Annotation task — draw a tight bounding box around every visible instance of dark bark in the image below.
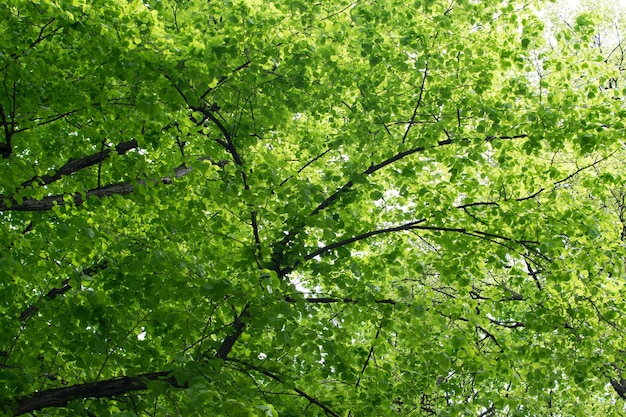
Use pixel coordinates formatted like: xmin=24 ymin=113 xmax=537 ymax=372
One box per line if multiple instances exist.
xmin=9 ymin=300 xmax=249 ymax=416
xmin=226 ymin=358 xmax=341 ymax=417
xmin=0 ymin=164 xmax=192 ymax=212
xmin=611 ymin=378 xmax=626 ymax=399
xmin=0 ymin=143 xmax=11 ymax=158
xmin=21 ymin=139 xmax=138 ymax=188
xmin=18 ymin=262 xmax=108 ymax=321
xmin=216 ymin=304 xmax=250 ymax=359
xmin=10 ymin=371 xmax=183 ymax=416
xmin=0 ymin=181 xmax=137 ymax=211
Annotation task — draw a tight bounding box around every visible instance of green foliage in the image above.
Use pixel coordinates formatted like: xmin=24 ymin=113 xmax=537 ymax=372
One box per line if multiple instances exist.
xmin=1 ymin=0 xmax=626 ymax=415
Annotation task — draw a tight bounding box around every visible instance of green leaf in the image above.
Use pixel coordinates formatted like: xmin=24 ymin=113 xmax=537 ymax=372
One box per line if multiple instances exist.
xmin=2 ymin=1 xmax=625 ymax=416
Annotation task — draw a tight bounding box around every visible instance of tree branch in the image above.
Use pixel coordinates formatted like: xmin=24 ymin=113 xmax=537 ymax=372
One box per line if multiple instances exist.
xmin=21 ymin=139 xmax=138 ymax=188
xmin=0 ymin=163 xmax=192 ymax=212
xmin=18 ymin=262 xmax=108 ymax=322
xmin=194 ymin=104 xmax=263 ymax=255
xmin=456 ymin=151 xmax=616 ymax=210
xmin=355 ymin=322 xmax=383 ymax=388
xmin=165 ymin=69 xmax=264 ymax=263
xmin=10 ymin=302 xmax=250 ymax=415
xmin=402 ymin=63 xmax=428 ymax=144
xmin=279 ymin=219 xmax=426 ymax=276
xmin=215 ymin=304 xmax=250 ymax=359
xmin=611 ymin=377 xmax=626 ymax=399
xmin=279 ymin=148 xmax=332 ymax=186
xmin=226 ymin=358 xmax=341 ymax=417
xmin=10 ymin=371 xmax=184 ymax=416
xmin=280 ymin=218 xmax=537 ymax=277
xmin=0 ymin=81 xmax=16 ymax=158
xmin=285 ymin=295 xmax=396 ymax=305
xmin=272 ymin=134 xmax=528 ymax=272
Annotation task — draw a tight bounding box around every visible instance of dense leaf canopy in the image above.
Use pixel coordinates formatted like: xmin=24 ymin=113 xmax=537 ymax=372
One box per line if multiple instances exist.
xmin=1 ymin=0 xmax=626 ymax=415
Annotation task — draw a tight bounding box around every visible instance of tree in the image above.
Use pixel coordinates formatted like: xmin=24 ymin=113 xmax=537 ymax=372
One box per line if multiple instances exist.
xmin=1 ymin=0 xmax=626 ymax=415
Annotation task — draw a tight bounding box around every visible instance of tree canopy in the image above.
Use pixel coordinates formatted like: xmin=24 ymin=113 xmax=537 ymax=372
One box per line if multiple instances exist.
xmin=1 ymin=0 xmax=626 ymax=415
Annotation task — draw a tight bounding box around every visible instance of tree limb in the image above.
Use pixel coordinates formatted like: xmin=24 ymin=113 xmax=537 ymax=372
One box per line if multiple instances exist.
xmin=271 ymin=134 xmax=528 ymax=272
xmin=226 ymin=358 xmax=341 ymax=417
xmin=456 ymin=151 xmax=616 ymax=210
xmin=193 ymin=103 xmax=263 ymax=256
xmin=10 ymin=302 xmax=250 ymax=415
xmin=20 ymin=139 xmax=138 ymax=188
xmin=18 ymin=262 xmax=108 ymax=322
xmin=285 ymin=295 xmax=396 ymax=305
xmin=355 ymin=322 xmax=383 ymax=388
xmin=215 ymin=304 xmax=250 ymax=359
xmin=0 ymin=163 xmax=192 ymax=212
xmin=402 ymin=63 xmax=428 ymax=144
xmin=611 ymin=378 xmax=626 ymax=399
xmin=10 ymin=371 xmax=184 ymax=416
xmin=280 ymin=218 xmax=538 ymax=276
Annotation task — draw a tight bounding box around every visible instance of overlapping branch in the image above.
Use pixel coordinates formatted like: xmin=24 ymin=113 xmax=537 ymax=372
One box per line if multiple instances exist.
xmin=17 ymin=262 xmax=108 ymax=322
xmin=456 ymin=151 xmax=617 ymax=210
xmin=271 ymin=134 xmax=528 ymax=272
xmin=279 ymin=217 xmax=539 ymax=277
xmin=20 ymin=139 xmax=139 ymax=188
xmin=226 ymin=358 xmax=341 ymax=417
xmin=10 ymin=371 xmax=183 ymax=416
xmin=0 ymin=163 xmax=192 ymax=212
xmin=9 ymin=303 xmax=251 ymax=416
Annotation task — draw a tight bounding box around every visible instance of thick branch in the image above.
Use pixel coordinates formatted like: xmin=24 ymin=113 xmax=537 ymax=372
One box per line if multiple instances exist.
xmin=10 ymin=371 xmax=184 ymax=416
xmin=21 ymin=139 xmax=138 ymax=188
xmin=611 ymin=378 xmax=626 ymax=399
xmin=11 ymin=302 xmax=250 ymax=415
xmin=216 ymin=304 xmax=250 ymax=359
xmin=0 ymin=163 xmax=192 ymax=212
